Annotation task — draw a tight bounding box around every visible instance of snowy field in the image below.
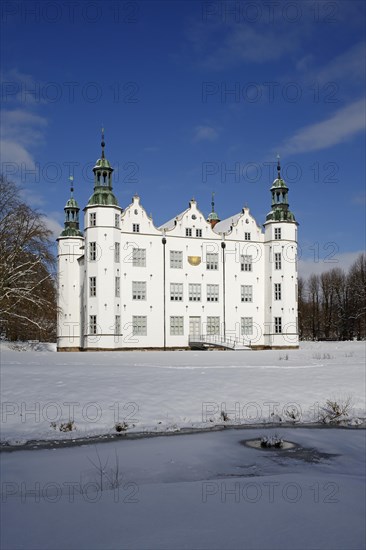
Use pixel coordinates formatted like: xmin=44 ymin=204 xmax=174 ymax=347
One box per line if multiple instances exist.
xmin=0 ymin=341 xmax=365 ymax=444
xmin=1 ymin=341 xmax=365 ymax=550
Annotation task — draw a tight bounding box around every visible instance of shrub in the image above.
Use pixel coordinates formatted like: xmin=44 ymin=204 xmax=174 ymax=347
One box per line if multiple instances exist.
xmin=50 ymin=420 xmax=75 ymax=432
xmin=283 ymin=406 xmax=301 ymax=422
xmin=115 ymin=422 xmax=128 ymax=432
xmin=319 ymin=395 xmax=353 ymax=423
xmin=260 ymin=434 xmax=283 ymax=448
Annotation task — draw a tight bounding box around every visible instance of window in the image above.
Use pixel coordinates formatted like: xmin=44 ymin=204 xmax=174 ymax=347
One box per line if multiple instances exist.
xmin=89 ymin=315 xmax=97 ymax=335
xmin=89 ymin=277 xmax=96 ymax=297
xmin=170 ymin=283 xmax=183 ymax=301
xmin=274 ymin=252 xmax=282 ymax=270
xmin=185 ymin=228 xmax=192 ymax=237
xmin=132 ymin=316 xmax=147 ymax=336
xmin=170 ymin=251 xmax=183 ymax=269
xmin=207 ymin=284 xmax=219 ymax=302
xmin=196 ymin=229 xmax=202 ymax=237
xmin=241 ymin=285 xmax=252 ymax=302
xmin=244 ymin=232 xmax=251 ymax=240
xmin=170 ymin=316 xmax=184 ymax=336
xmin=241 ymin=317 xmax=253 ymax=336
xmin=89 ymin=212 xmax=96 ymax=227
xmin=114 ymin=242 xmax=120 ymax=263
xmin=241 ymin=255 xmax=252 ymax=272
xmin=132 ymin=248 xmax=146 ymax=267
xmin=189 ymin=283 xmax=201 ymax=302
xmin=115 ymin=276 xmax=120 ymax=298
xmin=115 ymin=315 xmax=121 ymax=335
xmin=133 ymin=223 xmax=140 ymax=233
xmin=89 ymin=242 xmax=97 ymax=261
xmin=132 ymin=281 xmax=146 ymax=300
xmin=274 ymin=283 xmax=281 ymax=300
xmin=206 ymin=253 xmax=219 ymax=270
xmin=115 ymin=214 xmax=120 ymax=228
xmin=207 ymin=316 xmax=220 ymax=335
xmin=275 ymin=228 xmax=281 ymax=240
xmin=274 ymin=317 xmax=282 ymax=334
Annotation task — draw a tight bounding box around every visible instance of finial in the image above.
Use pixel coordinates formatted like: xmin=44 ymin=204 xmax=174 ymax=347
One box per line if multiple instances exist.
xmin=277 ymin=154 xmax=281 ymax=179
xmin=101 ymin=126 xmax=105 ymax=159
xmin=69 ymin=175 xmax=74 ymax=197
xmin=211 ymin=191 xmax=215 ymax=213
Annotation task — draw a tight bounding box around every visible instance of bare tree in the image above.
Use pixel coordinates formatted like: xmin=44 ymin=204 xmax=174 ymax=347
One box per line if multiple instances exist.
xmin=308 ymin=274 xmax=321 ymax=340
xmin=298 ymin=253 xmax=366 ymax=341
xmin=348 ymin=253 xmax=366 ymax=340
xmin=0 ymin=175 xmax=57 ymax=341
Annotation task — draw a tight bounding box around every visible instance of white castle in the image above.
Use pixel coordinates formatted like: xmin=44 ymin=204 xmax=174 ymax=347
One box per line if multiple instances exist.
xmin=57 ymin=135 xmax=299 ymax=351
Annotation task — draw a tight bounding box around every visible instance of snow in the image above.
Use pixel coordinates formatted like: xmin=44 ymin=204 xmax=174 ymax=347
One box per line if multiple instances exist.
xmin=1 ymin=341 xmax=365 ymax=444
xmin=1 ymin=341 xmax=365 ymax=549
xmin=213 ymin=212 xmax=242 ymax=234
xmin=1 ymin=428 xmax=365 ymax=549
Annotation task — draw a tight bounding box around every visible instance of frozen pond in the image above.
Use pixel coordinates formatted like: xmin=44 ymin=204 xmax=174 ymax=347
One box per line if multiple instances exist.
xmin=1 ymin=427 xmax=365 ymax=550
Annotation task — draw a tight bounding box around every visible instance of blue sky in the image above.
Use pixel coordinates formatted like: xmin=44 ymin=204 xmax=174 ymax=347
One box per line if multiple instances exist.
xmin=1 ymin=0 xmax=365 ymax=277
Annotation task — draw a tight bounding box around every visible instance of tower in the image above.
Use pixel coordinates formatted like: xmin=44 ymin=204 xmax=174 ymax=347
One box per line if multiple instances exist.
xmin=57 ymin=176 xmax=84 ymax=351
xmin=264 ymin=156 xmax=299 ymax=348
xmin=206 ymin=192 xmax=220 ymax=229
xmin=83 ymin=130 xmax=123 ymax=349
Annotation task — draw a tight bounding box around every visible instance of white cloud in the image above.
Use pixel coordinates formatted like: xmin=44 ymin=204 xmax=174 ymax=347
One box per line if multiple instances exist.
xmin=186 ymin=17 xmax=301 ymax=70
xmin=0 ymin=70 xmax=48 ymax=180
xmin=44 ymin=212 xmax=64 ymax=239
xmin=193 ymin=125 xmax=218 ymax=142
xmin=1 ymin=109 xmax=47 ymax=148
xmin=352 ymin=193 xmax=366 ymax=206
xmin=19 ymin=187 xmax=46 ymax=208
xmin=0 ymin=139 xmax=36 ymax=171
xmin=309 ymin=42 xmax=366 ymax=85
xmin=0 ymin=109 xmax=48 ymax=188
xmin=298 ymin=251 xmax=365 ymax=279
xmin=279 ymin=98 xmax=365 ymax=155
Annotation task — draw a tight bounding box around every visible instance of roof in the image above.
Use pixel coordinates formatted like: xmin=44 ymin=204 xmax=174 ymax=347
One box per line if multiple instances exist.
xmin=65 ymin=197 xmax=79 ymax=209
xmin=87 ymin=186 xmax=119 ymax=206
xmin=60 ymin=226 xmax=83 ymax=238
xmin=213 ymin=212 xmax=242 ymax=234
xmin=94 ymin=158 xmax=112 ymax=169
xmin=271 ymin=177 xmax=288 ymax=190
xmin=159 ymin=207 xmax=190 ymax=231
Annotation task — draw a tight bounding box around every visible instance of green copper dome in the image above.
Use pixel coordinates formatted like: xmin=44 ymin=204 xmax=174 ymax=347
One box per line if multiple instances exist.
xmin=207 ymin=211 xmax=219 ymax=221
xmin=87 ymin=186 xmax=119 ymax=206
xmin=65 ymin=197 xmax=79 ymax=208
xmin=60 ymin=179 xmax=83 ymax=237
xmin=94 ymin=157 xmax=112 ymax=169
xmin=60 ymin=226 xmax=83 ymax=237
xmin=271 ymin=177 xmax=288 ymax=190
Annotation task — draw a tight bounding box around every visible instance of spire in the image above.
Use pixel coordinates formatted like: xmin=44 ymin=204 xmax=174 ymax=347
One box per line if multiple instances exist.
xmin=277 ymin=153 xmax=281 ymax=179
xmin=101 ymin=127 xmax=105 ymax=159
xmin=88 ymin=130 xmax=119 ymax=207
xmin=69 ymin=175 xmax=74 ymax=197
xmin=207 ymin=191 xmax=220 ymax=228
xmin=60 ymin=176 xmax=83 ymax=237
xmin=265 ymin=155 xmax=296 ymax=223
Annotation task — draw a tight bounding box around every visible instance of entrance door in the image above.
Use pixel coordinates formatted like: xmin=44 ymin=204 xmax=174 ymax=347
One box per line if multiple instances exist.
xmin=189 ymin=316 xmax=201 ymax=339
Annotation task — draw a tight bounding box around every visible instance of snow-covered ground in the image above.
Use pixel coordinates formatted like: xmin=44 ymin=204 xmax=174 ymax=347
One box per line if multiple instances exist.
xmin=1 ymin=428 xmax=365 ymax=549
xmin=1 ymin=341 xmax=365 ymax=444
xmin=1 ymin=341 xmax=365 ymax=549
